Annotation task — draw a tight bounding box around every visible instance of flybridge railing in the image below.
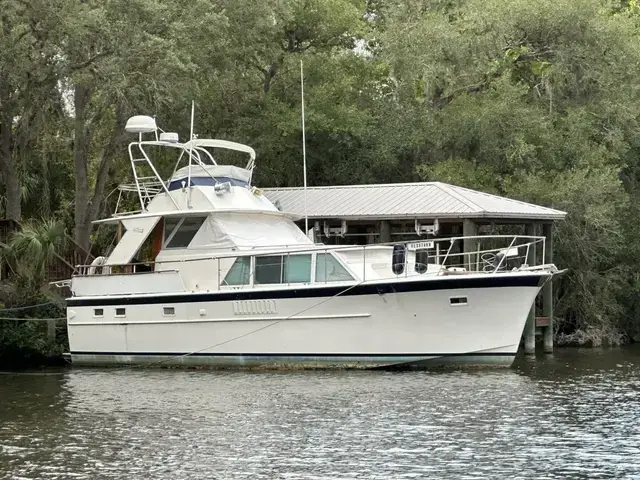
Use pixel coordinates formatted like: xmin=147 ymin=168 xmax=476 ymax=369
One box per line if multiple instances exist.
xmin=121 ymin=137 xmax=257 ymax=216
xmin=73 ymin=235 xmax=549 ymax=286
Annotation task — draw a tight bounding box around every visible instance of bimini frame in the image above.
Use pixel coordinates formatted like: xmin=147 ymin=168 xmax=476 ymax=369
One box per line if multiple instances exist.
xmin=122 ymin=113 xmax=257 ymax=215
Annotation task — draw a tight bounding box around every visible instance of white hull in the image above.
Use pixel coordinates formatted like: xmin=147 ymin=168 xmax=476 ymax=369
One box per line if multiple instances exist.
xmin=66 ymin=273 xmax=546 ymax=369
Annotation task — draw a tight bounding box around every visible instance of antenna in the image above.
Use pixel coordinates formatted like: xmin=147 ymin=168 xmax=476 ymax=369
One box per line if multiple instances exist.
xmin=187 ymin=101 xmax=195 ymax=209
xmin=300 ymin=60 xmax=309 ymax=235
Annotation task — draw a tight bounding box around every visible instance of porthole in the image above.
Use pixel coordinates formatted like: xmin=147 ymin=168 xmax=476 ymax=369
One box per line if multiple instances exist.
xmin=115 ymin=307 xmax=126 ymax=317
xmin=163 ymin=307 xmax=175 ymax=316
xmin=450 ymin=296 xmax=468 ymax=306
xmin=93 ymin=308 xmax=104 ymax=317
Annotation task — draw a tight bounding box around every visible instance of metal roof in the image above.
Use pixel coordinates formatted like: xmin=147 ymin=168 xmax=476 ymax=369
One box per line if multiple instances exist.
xmin=263 ymin=182 xmax=566 ymax=221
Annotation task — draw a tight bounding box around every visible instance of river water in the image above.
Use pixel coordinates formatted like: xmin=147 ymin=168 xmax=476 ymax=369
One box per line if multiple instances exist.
xmin=1 ymin=347 xmax=639 ymax=479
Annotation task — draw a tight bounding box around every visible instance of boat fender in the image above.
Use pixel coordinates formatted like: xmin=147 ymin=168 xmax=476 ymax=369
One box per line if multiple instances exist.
xmin=493 ymin=252 xmax=506 ymax=271
xmin=87 ymin=256 xmax=109 ymax=275
xmin=415 ymin=249 xmax=429 ymax=274
xmin=391 ymin=244 xmax=406 ymax=275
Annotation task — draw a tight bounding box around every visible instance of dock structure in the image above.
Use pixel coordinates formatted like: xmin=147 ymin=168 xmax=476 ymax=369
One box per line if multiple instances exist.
xmin=264 ymin=181 xmax=566 ymax=354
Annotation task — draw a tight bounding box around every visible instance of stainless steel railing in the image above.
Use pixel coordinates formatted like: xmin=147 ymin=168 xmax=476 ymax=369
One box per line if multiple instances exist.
xmin=73 ymin=235 xmax=547 ymax=288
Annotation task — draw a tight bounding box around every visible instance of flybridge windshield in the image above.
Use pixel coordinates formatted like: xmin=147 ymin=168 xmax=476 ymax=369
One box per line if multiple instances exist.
xmin=169 ymin=165 xmax=252 ymax=189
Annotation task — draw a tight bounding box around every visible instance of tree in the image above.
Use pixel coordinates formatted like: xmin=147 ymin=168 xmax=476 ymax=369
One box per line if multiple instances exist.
xmin=379 ymin=0 xmax=640 ymax=343
xmin=0 ymin=220 xmax=67 ymax=293
xmin=0 ymin=0 xmax=65 ymax=221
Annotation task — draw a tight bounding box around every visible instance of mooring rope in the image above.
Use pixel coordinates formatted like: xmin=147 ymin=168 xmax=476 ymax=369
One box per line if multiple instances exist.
xmin=0 ymin=301 xmax=65 ymax=321
xmin=0 ymin=316 xmax=66 ymax=322
xmin=0 ymin=301 xmax=56 ymax=312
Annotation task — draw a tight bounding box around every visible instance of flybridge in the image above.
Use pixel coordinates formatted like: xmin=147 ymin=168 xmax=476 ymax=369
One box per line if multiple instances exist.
xmin=115 ymin=113 xmax=257 ymax=217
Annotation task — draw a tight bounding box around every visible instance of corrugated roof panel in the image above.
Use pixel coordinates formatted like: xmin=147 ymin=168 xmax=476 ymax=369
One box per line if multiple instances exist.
xmin=263 ymin=181 xmax=566 ymax=221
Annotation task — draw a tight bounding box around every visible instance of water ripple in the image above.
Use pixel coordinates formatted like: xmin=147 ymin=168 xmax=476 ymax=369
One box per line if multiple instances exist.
xmin=1 ymin=348 xmax=639 ymax=479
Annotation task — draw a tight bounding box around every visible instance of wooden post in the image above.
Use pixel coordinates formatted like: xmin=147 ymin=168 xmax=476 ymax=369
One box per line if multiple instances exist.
xmin=542 ymin=222 xmax=554 ymax=353
xmin=379 ymin=220 xmax=391 ymax=244
xmin=524 ymin=223 xmax=537 ymax=354
xmin=462 ymin=219 xmax=477 ymax=270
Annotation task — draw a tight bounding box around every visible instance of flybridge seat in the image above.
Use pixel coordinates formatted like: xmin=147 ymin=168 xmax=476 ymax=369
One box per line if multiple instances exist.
xmin=168 ymin=165 xmax=252 ymax=191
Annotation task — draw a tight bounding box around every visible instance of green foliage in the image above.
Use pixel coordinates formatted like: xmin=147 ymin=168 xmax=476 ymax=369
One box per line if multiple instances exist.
xmin=384 ymin=0 xmax=640 ymax=344
xmin=0 ymin=220 xmax=67 ymax=294
xmin=0 ymin=300 xmax=67 ymax=368
xmin=2 ymin=0 xmax=640 ymax=349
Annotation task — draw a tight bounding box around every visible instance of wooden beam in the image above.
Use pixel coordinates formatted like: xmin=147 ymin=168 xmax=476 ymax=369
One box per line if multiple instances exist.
xmin=524 ymin=223 xmax=537 ymax=354
xmin=379 ymin=220 xmax=391 ymax=243
xmin=542 ymin=222 xmax=554 ymax=353
xmin=462 ymin=219 xmax=477 ymax=271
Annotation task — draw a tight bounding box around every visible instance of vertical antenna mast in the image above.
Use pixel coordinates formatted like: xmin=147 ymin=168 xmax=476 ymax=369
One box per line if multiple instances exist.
xmin=300 ymin=60 xmax=309 ymax=234
xmin=187 ymin=100 xmax=195 ymax=209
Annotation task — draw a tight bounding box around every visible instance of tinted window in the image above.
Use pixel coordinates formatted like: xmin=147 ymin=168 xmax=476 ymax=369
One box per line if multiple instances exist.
xmin=223 ymin=257 xmax=251 ymax=286
xmin=255 ymin=256 xmax=283 ymax=284
xmin=163 ymin=217 xmax=180 ymax=244
xmin=166 ymin=217 xmax=206 ymax=248
xmin=315 ymin=253 xmax=354 ymax=282
xmin=283 ymin=255 xmax=311 ymax=283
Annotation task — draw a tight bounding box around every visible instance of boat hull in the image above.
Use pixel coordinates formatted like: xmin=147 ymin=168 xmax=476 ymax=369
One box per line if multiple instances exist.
xmin=66 ymin=273 xmax=548 ymax=369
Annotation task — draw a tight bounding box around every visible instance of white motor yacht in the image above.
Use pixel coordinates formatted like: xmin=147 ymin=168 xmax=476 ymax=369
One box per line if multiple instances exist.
xmin=63 ymin=114 xmax=562 ymax=369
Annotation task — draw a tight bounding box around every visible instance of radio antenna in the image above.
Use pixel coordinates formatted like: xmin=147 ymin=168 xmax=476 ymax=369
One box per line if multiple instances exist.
xmin=300 ymin=60 xmax=308 ymax=234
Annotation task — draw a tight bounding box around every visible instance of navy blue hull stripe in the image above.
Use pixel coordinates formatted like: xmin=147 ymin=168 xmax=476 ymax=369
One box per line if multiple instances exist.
xmin=67 ymin=274 xmax=545 ymax=307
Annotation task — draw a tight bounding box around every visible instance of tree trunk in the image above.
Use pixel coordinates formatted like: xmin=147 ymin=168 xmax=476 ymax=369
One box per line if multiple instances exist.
xmin=0 ymin=82 xmax=21 ymax=222
xmin=86 ymin=103 xmax=126 ymax=225
xmin=74 ymin=89 xmax=126 ymax=253
xmin=2 ymin=161 xmax=22 ymax=222
xmin=73 ymin=83 xmax=91 ymax=251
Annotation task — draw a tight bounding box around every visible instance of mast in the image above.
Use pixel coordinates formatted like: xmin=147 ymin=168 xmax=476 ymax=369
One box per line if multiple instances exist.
xmin=300 ymin=60 xmax=309 ymax=234
xmin=187 ymin=101 xmax=195 ymax=209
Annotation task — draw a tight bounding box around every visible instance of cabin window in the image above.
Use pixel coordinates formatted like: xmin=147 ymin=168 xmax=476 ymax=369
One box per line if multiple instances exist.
xmin=163 ymin=307 xmax=175 ymax=316
xmin=93 ymin=308 xmax=104 ymax=317
xmin=223 ymin=257 xmax=251 ymax=286
xmin=115 ymin=308 xmax=126 ymax=317
xmin=283 ymin=255 xmax=312 ymax=283
xmin=251 ymin=255 xmax=312 ymax=285
xmin=315 ymin=253 xmax=354 ymax=282
xmin=164 ymin=216 xmax=207 ymax=249
xmin=255 ymin=255 xmax=283 ymax=284
xmin=163 ymin=217 xmax=181 ymax=244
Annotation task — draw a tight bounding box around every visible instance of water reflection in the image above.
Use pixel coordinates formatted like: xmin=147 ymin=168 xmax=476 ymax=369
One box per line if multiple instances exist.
xmin=1 ymin=347 xmax=639 ymax=479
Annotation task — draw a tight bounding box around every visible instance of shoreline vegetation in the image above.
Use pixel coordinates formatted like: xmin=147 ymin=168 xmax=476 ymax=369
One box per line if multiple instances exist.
xmin=2 ymin=0 xmax=640 ymax=366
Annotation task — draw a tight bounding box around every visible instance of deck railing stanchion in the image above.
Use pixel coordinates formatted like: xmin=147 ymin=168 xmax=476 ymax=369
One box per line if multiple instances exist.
xmin=362 ymin=246 xmax=366 ymax=282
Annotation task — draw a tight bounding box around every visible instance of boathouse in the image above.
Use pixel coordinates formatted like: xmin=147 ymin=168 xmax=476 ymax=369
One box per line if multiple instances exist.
xmin=264 ymin=181 xmax=567 ymax=354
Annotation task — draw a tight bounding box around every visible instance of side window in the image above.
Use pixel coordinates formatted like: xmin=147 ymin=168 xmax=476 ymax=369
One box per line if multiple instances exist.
xmin=165 ymin=217 xmax=206 ymax=248
xmin=255 ymin=256 xmax=283 ymax=284
xmin=163 ymin=217 xmax=180 ymax=244
xmin=223 ymin=257 xmax=251 ymax=286
xmin=315 ymin=253 xmax=354 ymax=282
xmin=283 ymin=255 xmax=311 ymax=283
